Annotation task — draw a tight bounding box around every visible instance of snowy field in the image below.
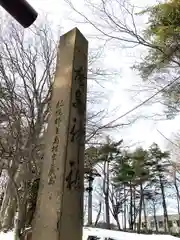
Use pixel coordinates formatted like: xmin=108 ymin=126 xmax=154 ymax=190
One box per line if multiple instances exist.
xmin=83 ymin=227 xmax=180 ymax=239
xmin=0 ymin=227 xmax=180 ymax=240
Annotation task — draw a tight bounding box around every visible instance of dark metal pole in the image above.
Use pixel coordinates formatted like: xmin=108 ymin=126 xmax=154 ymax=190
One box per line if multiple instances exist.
xmin=0 ymin=0 xmax=37 ymax=28
xmin=87 ymin=173 xmax=94 ymax=226
xmin=85 ymin=168 xmax=101 ymax=226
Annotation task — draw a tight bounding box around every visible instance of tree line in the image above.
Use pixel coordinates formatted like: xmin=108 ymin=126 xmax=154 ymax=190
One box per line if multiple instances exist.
xmin=85 ymin=138 xmax=180 ymax=235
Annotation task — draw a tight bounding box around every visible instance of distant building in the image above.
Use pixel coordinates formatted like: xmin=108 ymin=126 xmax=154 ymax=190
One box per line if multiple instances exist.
xmin=135 ymin=214 xmax=180 ymax=232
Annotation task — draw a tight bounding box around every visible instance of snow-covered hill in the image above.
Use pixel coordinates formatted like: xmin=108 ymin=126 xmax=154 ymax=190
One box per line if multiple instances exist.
xmin=0 ymin=228 xmax=179 ymax=240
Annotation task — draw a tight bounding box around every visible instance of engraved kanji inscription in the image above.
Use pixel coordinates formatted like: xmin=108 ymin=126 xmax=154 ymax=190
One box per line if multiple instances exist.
xmin=65 ymin=161 xmax=81 ymax=190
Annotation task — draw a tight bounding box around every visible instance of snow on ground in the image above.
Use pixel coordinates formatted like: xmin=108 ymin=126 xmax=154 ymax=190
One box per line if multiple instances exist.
xmin=83 ymin=227 xmax=180 ymax=240
xmin=0 ymin=228 xmax=180 ymax=240
xmin=0 ymin=231 xmax=14 ymax=240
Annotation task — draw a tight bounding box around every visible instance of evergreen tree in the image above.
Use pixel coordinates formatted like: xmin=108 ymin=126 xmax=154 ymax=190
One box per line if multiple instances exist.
xmin=97 ymin=137 xmax=123 ymax=229
xmin=136 ymin=0 xmax=180 ymax=118
xmin=130 ymin=147 xmax=150 ymax=233
xmin=148 ymin=143 xmax=170 ymax=232
xmin=113 ymin=150 xmax=137 ymax=230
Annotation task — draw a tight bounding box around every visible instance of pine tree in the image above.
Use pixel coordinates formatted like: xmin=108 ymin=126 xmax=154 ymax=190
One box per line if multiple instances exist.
xmin=113 ymin=150 xmax=136 ymax=230
xmin=136 ymin=0 xmax=180 ymax=118
xmin=97 ymin=137 xmax=123 ymax=229
xmin=148 ymin=143 xmax=170 ymax=232
xmin=130 ymin=147 xmax=150 ymax=233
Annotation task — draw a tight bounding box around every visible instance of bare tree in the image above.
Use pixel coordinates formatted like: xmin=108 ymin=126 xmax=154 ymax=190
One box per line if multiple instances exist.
xmin=65 ymin=0 xmax=180 ymax=121
xmin=0 ymin=13 xmax=122 ymax=238
xmin=0 ymin=17 xmax=56 ymax=238
xmin=94 ymin=201 xmax=102 ymax=226
xmin=109 ymin=184 xmax=125 ymax=230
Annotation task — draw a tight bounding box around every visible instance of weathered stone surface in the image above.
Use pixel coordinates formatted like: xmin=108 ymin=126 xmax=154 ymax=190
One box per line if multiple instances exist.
xmin=31 ymin=28 xmax=88 ymax=240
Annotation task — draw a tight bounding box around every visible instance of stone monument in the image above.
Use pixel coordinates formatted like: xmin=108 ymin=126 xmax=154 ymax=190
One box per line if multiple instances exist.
xmin=31 ymin=28 xmax=88 ymax=240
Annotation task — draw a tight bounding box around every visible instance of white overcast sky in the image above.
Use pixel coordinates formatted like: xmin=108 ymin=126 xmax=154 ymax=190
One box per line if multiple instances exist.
xmin=24 ymin=0 xmax=180 ymax=219
xmin=0 ymin=0 xmax=175 ymax=221
xmin=19 ymin=0 xmax=180 ymax=151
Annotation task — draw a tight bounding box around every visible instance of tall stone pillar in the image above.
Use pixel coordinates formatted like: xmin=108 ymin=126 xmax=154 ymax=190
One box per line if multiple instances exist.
xmin=32 ymin=28 xmax=88 ymax=240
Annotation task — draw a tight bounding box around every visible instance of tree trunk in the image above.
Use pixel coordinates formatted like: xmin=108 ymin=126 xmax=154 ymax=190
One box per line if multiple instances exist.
xmin=174 ymin=177 xmax=180 ymax=225
xmin=0 ymin=162 xmax=27 ymax=231
xmin=143 ymin=195 xmax=147 ymax=231
xmin=153 ymin=201 xmax=158 ymax=233
xmin=14 ymin=200 xmax=27 ymax=240
xmin=133 ymin=187 xmax=136 ymax=229
xmin=129 ymin=182 xmax=133 ymax=230
xmin=0 ymin=192 xmax=4 ymax=210
xmin=138 ymin=183 xmax=143 ymax=233
xmin=26 ymin=178 xmax=40 ymax=227
xmin=103 ymin=159 xmax=110 ymax=229
xmin=0 ymin=178 xmax=14 ymax=227
xmin=159 ymin=176 xmax=169 ymax=232
xmin=14 ymin=210 xmax=22 ymax=240
xmin=94 ymin=202 xmax=102 ymax=227
xmin=2 ymin=197 xmax=16 ymax=230
xmin=123 ymin=186 xmax=126 ymax=230
xmin=105 ymin=170 xmax=110 ymax=228
xmin=114 ymin=215 xmax=121 ymax=230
